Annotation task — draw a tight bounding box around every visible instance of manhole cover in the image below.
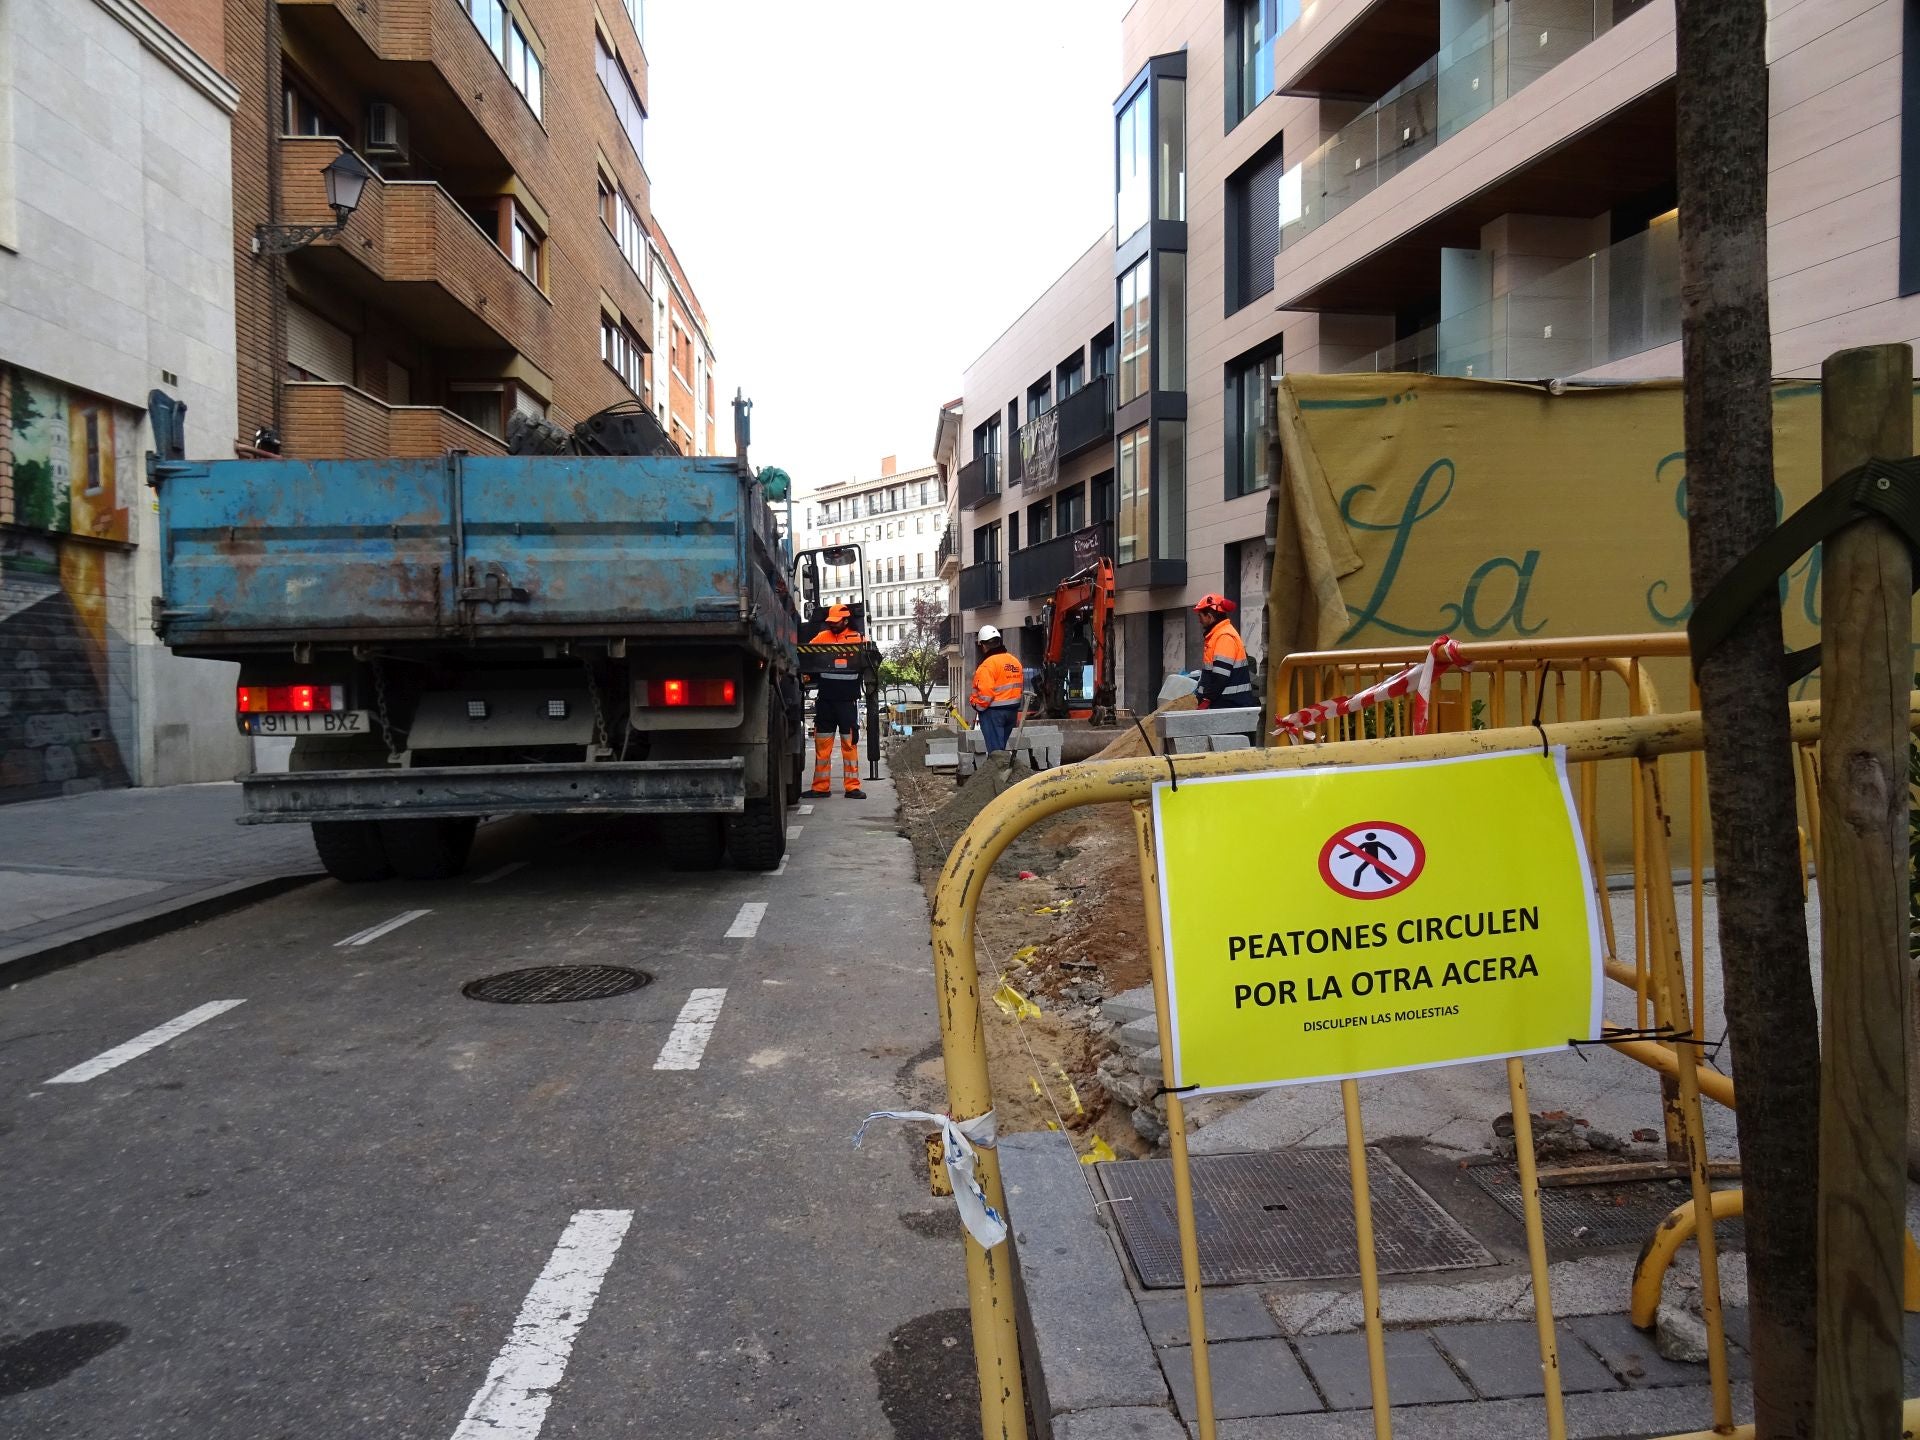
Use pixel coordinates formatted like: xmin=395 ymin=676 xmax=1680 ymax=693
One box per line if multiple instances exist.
xmin=463 ymin=965 xmax=651 ymax=1004
xmin=1095 ymin=1147 xmax=1493 ymax=1289
xmin=1463 ymin=1160 xmax=1745 ymax=1250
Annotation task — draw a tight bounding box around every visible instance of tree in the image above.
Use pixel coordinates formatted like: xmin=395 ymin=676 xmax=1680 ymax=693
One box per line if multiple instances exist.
xmin=884 ymin=594 xmax=946 ymax=706
xmin=1675 ymin=2 xmax=1818 ymax=1433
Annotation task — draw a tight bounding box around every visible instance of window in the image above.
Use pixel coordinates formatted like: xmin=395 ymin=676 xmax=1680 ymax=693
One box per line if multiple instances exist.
xmin=1057 ymin=485 xmax=1086 ymax=535
xmin=597 ymin=35 xmax=646 ymax=160
xmin=921 ymin=481 xmax=932 ymax=505
xmin=448 ymin=383 xmax=505 ymax=438
xmin=464 ymin=0 xmax=543 ymax=117
xmin=1091 ymin=327 xmax=1115 ymax=380
xmin=1116 ymin=86 xmax=1150 ymax=243
xmin=1159 ymin=421 xmax=1187 ymax=560
xmin=81 ymin=411 xmax=102 ymax=493
xmin=508 ymin=202 xmax=543 ymax=286
xmin=1227 ymin=135 xmax=1289 ymax=313
xmin=1092 ymin=471 xmax=1116 ymax=524
xmin=282 ymin=79 xmax=345 ymax=138
xmin=601 ymin=313 xmax=645 ymax=394
xmin=1027 ymin=501 xmax=1053 ymax=547
xmin=1026 ymin=375 xmax=1052 ymax=419
xmin=1057 ymin=352 xmax=1085 ymax=398
xmin=1156 ymin=73 xmax=1185 ymax=222
xmin=1008 ymin=514 xmax=1020 ymax=552
xmin=1227 ymin=346 xmax=1283 ymax=498
xmin=1230 ymin=0 xmax=1300 ymax=127
xmin=973 ymin=416 xmax=1001 ymax=459
xmin=1117 ymin=426 xmax=1150 ymax=564
xmin=1118 ymin=259 xmax=1152 ymax=406
xmin=286 ymin=301 xmax=353 ymax=383
xmin=1158 ymin=252 xmax=1186 ymax=392
xmin=599 ymin=176 xmax=645 ymax=280
xmin=917 ymin=554 xmax=926 ymax=579
xmin=973 ymin=522 xmax=1000 ymax=564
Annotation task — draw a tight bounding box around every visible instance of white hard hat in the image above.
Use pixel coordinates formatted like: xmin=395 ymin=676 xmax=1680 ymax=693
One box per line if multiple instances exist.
xmin=977 ymin=625 xmax=1001 ymax=642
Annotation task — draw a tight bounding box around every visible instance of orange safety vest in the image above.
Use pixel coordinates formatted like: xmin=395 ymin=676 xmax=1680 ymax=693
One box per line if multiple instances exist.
xmin=807 ymin=629 xmax=865 ymax=694
xmin=970 ymin=651 xmax=1025 ymax=711
xmin=1200 ymin=619 xmax=1256 ymax=709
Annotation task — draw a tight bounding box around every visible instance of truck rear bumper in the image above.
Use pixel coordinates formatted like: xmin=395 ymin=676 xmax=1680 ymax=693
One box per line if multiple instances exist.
xmin=237 ymin=759 xmax=746 ymax=823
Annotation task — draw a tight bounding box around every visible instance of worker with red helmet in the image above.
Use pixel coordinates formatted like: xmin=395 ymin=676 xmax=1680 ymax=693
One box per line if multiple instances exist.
xmin=1193 ymin=594 xmax=1257 ymax=710
xmin=802 ymin=603 xmax=867 ymax=798
xmin=969 ymin=625 xmax=1025 ymax=753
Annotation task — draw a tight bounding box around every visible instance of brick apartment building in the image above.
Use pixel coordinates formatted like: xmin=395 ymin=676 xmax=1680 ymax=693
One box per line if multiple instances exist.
xmin=951 ymin=0 xmax=1913 ymax=716
xmin=229 ymin=0 xmax=715 ymax=457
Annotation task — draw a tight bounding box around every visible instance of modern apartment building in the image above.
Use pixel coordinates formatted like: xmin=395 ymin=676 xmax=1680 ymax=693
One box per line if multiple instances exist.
xmin=796 ymin=460 xmax=948 ymax=651
xmin=0 ymin=0 xmax=252 ymax=800
xmin=229 ymin=0 xmax=713 ymax=458
xmin=953 ymin=0 xmax=1911 ymax=715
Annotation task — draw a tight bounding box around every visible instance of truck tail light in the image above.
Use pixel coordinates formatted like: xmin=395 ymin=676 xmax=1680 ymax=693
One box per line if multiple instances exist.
xmin=237 ymin=684 xmax=344 ymax=713
xmin=649 ymin=678 xmax=737 ymax=708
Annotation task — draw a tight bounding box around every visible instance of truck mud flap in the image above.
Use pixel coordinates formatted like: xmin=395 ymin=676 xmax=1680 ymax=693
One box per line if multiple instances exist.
xmin=237 ymin=759 xmax=747 ymax=823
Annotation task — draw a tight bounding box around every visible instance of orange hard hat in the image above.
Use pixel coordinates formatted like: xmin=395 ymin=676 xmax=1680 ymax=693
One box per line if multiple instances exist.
xmin=825 ymin=603 xmax=851 ymax=622
xmin=1195 ymin=593 xmax=1236 ymax=616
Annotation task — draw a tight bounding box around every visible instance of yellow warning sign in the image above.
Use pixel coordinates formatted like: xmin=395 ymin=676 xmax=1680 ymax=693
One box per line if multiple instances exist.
xmin=1151 ymin=750 xmax=1603 ymax=1094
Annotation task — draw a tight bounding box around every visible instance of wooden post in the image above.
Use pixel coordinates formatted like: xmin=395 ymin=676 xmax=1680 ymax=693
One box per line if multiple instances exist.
xmin=1814 ymin=342 xmax=1913 ymax=1440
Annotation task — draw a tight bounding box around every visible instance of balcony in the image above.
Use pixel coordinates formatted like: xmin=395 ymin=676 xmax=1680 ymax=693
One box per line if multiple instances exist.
xmin=1277 ymin=0 xmax=1441 ymax=103
xmin=282 ymin=382 xmax=507 ymax=459
xmin=958 ymin=560 xmax=1002 ymax=612
xmin=936 ymin=523 xmax=959 ymax=577
xmin=1337 ymin=222 xmax=1679 ymax=378
xmin=1054 ymin=376 xmax=1114 ymax=462
xmin=280 ymin=138 xmax=554 ymax=369
xmin=1277 ymin=0 xmax=1656 ymax=258
xmin=1009 ymin=521 xmax=1114 ymax=601
xmin=937 ymin=614 xmax=957 ymax=649
xmin=958 ymin=453 xmax=1002 ymax=511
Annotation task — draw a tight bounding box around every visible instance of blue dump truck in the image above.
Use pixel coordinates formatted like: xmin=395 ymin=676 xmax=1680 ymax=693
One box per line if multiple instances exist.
xmin=144 ymin=395 xmax=839 ymax=881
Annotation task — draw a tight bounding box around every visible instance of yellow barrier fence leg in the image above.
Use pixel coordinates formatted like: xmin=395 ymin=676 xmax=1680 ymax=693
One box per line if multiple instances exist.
xmin=1342 ymin=1080 xmax=1393 ymax=1440
xmin=1133 ymin=802 xmax=1216 ymax=1440
xmin=1505 ymin=1060 xmax=1569 ymax=1440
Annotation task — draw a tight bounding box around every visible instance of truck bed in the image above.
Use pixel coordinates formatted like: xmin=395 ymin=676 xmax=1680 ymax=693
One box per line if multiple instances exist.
xmin=154 ymin=452 xmax=791 ymax=655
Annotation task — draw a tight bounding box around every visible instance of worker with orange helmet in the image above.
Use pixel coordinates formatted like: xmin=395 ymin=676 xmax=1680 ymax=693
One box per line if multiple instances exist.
xmin=969 ymin=625 xmax=1025 ymax=753
xmin=1193 ymin=594 xmax=1257 ymax=710
xmin=802 ymin=603 xmax=867 ymax=798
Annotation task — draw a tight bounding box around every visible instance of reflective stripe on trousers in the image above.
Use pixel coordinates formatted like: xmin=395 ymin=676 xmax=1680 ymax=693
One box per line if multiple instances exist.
xmin=812 ymin=733 xmax=861 ymax=793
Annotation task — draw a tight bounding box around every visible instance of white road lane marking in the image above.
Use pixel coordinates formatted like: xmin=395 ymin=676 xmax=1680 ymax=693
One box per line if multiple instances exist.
xmin=448 ymin=1208 xmax=634 ymax=1440
xmin=797 ymin=803 xmax=814 ymax=815
xmin=787 ymin=825 xmax=804 ymax=839
xmin=725 ymin=902 xmax=767 ymax=939
xmin=45 ymin=1000 xmax=246 ymax=1085
xmin=336 ymin=908 xmax=432 ymax=948
xmin=770 ymin=856 xmax=789 ymax=877
xmin=472 ymin=861 xmax=529 ymax=885
xmin=654 ymin=989 xmax=727 ymax=1071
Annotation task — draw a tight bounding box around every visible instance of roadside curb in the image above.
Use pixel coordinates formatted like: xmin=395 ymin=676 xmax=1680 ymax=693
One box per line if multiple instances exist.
xmin=0 ymin=872 xmax=325 ymax=986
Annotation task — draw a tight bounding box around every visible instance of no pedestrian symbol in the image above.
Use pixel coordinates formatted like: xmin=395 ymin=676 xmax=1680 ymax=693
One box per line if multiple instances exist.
xmin=1318 ymin=821 xmax=1426 ymax=900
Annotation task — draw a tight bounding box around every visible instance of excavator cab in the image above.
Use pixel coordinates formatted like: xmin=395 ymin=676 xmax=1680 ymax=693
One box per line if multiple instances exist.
xmin=791 ymin=542 xmax=882 ymax=780
xmin=793 ymin=544 xmax=869 ymax=634
xmin=1036 ymin=558 xmax=1117 ymax=726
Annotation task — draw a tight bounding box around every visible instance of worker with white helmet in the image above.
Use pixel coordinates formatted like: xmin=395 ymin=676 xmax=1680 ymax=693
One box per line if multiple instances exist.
xmin=968 ymin=625 xmax=1024 ymax=753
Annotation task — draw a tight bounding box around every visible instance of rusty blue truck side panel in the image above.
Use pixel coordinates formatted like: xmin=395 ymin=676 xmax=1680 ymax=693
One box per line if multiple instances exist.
xmin=154 ymin=452 xmax=792 ymax=654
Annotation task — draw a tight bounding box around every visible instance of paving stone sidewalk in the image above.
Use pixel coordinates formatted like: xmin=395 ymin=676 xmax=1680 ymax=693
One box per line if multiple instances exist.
xmin=0 ymin=783 xmax=320 ymax=978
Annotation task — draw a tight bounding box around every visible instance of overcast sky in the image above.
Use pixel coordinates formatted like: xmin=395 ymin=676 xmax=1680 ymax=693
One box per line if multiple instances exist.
xmin=642 ymin=1 xmax=1129 ymax=493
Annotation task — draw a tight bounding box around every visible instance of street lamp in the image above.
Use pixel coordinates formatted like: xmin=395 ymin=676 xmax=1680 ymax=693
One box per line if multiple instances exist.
xmin=252 ymin=150 xmax=377 ymax=255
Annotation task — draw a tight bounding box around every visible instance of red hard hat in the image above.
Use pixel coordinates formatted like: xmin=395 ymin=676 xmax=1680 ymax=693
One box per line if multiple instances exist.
xmin=1195 ymin=593 xmax=1236 ymax=616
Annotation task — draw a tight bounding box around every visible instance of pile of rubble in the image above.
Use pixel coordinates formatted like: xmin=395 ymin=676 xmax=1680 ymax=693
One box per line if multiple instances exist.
xmin=1092 ymin=984 xmax=1173 ymax=1147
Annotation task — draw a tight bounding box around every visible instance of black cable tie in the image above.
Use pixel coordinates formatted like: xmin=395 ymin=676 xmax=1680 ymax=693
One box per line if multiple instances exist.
xmin=1132 ymin=717 xmax=1157 ymax=755
xmin=1151 ymin=1082 xmax=1201 ymax=1101
xmin=1570 ymin=1025 xmax=1715 ymax=1050
xmin=1531 ymin=659 xmax=1551 ymax=757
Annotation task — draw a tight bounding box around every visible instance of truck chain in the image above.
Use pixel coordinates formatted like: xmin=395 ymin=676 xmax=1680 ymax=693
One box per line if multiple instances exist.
xmin=372 ymin=660 xmax=400 ymax=760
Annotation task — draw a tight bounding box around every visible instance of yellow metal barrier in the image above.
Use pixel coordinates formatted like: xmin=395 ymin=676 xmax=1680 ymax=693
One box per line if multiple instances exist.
xmin=930 ymin=698 xmax=1883 ymax=1440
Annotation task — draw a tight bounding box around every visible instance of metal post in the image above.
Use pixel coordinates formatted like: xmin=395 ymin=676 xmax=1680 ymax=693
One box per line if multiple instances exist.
xmin=1505 ymin=1061 xmax=1568 ymax=1440
xmin=1814 ymin=342 xmax=1914 ymax=1439
xmin=1342 ymin=1080 xmax=1393 ymax=1440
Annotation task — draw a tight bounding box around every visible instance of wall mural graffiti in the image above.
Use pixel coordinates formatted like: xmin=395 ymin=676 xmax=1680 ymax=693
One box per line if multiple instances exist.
xmin=1 ymin=367 xmax=136 ymax=801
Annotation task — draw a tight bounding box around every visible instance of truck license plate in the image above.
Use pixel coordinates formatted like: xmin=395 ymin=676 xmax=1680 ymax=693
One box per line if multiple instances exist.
xmin=244 ymin=711 xmax=371 ymax=736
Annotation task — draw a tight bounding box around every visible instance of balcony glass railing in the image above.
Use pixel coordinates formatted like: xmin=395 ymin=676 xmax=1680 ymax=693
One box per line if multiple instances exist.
xmin=1278 ymin=0 xmax=1651 ymax=253
xmin=1337 ymin=221 xmax=1681 ymax=379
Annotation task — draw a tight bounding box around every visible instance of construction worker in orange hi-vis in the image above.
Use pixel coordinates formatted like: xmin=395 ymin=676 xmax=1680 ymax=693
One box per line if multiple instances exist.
xmin=969 ymin=625 xmax=1025 ymax=753
xmin=1193 ymin=594 xmax=1257 ymax=710
xmin=803 ymin=604 xmax=867 ymax=798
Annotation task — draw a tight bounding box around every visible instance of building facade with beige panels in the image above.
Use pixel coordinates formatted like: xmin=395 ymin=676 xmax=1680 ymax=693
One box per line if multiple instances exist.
xmin=955 ymin=0 xmax=1915 ymax=713
xmin=227 ymin=0 xmax=714 ymax=458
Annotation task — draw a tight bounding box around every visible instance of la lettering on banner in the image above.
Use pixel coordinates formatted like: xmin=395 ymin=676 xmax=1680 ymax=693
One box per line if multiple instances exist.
xmin=1151 ymin=750 xmax=1604 ymax=1095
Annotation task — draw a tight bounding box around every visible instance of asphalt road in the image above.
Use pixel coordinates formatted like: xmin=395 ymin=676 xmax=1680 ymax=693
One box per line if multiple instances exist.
xmin=0 ymin=772 xmax=977 ymax=1438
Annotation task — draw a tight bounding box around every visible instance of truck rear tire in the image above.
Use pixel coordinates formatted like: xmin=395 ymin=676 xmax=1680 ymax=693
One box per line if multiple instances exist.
xmin=726 ymin=801 xmax=787 ymax=871
xmin=661 ymin=814 xmax=726 ymax=871
xmin=378 ymin=817 xmax=477 ymax=880
xmin=312 ymin=821 xmax=394 ymax=883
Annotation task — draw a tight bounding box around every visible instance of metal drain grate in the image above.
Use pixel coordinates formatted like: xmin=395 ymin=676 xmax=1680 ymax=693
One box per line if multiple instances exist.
xmin=1095 ymin=1147 xmax=1493 ymax=1289
xmin=1463 ymin=1160 xmax=1745 ymax=1250
xmin=463 ymin=965 xmax=651 ymax=1004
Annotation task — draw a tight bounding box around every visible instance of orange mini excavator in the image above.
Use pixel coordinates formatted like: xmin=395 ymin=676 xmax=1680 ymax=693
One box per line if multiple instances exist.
xmin=1036 ymin=558 xmax=1116 ymax=726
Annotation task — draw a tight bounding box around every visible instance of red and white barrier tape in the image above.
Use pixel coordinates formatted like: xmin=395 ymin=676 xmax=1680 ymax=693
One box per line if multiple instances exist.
xmin=1271 ymin=636 xmax=1468 ymax=742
